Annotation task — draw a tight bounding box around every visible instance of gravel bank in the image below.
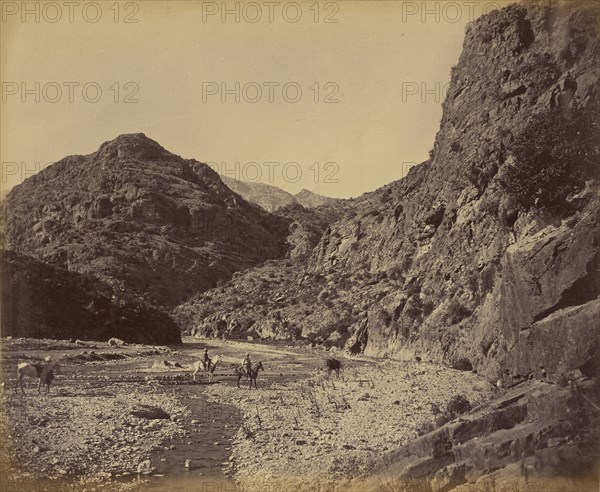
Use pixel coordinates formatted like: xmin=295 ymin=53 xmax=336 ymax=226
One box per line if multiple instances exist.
xmin=1 ymin=372 xmax=189 ymax=490
xmin=203 ymin=358 xmax=495 ymax=491
xmin=1 ymin=338 xmax=496 ymax=491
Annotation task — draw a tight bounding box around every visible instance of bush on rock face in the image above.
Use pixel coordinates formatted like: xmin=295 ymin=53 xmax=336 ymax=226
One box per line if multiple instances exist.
xmin=500 ymin=108 xmax=599 ymax=215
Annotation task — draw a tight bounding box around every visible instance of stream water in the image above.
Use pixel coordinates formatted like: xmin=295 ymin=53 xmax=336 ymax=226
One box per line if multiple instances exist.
xmin=141 ymin=384 xmax=241 ymax=491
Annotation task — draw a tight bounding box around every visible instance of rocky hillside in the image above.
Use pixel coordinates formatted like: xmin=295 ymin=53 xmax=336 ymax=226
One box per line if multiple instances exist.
xmin=309 ymin=1 xmax=600 ymax=382
xmin=174 ymin=199 xmax=360 ymax=339
xmin=2 ymin=134 xmax=291 ymax=308
xmin=178 ymin=2 xmax=599 ymax=385
xmin=1 ymin=250 xmax=181 ymax=344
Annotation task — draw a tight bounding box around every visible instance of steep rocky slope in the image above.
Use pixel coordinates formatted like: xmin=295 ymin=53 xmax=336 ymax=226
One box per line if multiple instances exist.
xmin=308 ymin=1 xmax=600 ymax=382
xmin=3 ymin=134 xmax=291 ymax=308
xmin=1 ymin=250 xmax=181 ymax=344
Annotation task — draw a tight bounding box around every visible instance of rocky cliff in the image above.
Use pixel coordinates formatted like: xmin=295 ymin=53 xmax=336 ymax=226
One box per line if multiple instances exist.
xmin=179 ymin=3 xmax=599 ymax=387
xmin=308 ymin=1 xmax=600 ymax=382
xmin=3 ymin=134 xmax=291 ymax=309
xmin=1 ymin=250 xmax=181 ymax=344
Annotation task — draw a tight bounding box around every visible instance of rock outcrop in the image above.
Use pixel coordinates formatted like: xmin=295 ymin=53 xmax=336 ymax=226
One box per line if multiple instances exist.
xmin=1 ymin=250 xmax=181 ymax=344
xmin=365 ymin=377 xmax=599 ymax=492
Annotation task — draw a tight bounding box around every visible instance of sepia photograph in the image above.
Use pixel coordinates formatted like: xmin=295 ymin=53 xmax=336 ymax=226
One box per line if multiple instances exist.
xmin=1 ymin=0 xmax=599 ymax=490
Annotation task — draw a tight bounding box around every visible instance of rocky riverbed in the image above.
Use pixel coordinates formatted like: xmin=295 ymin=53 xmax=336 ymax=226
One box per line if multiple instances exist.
xmin=0 ymin=337 xmax=497 ymax=491
xmin=204 ymin=356 xmax=494 ymax=491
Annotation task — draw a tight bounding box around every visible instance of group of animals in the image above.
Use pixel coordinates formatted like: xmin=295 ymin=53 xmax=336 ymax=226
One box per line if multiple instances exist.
xmin=14 ymin=352 xmax=342 ymax=394
xmin=192 ymin=353 xmax=266 ymax=389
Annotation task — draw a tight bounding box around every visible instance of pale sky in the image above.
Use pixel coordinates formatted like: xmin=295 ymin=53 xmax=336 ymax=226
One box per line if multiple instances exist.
xmin=1 ymin=0 xmax=506 ymax=198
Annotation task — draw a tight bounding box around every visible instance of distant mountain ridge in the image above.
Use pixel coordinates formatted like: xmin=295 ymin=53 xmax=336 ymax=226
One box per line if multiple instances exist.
xmin=294 ymin=189 xmax=337 ymax=209
xmin=220 ymin=175 xmax=339 ymax=212
xmin=220 ymin=176 xmax=297 ymax=212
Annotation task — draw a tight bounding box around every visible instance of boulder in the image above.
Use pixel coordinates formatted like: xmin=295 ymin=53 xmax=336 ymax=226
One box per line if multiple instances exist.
xmin=130 ymin=405 xmax=171 ymax=420
xmin=137 ymin=459 xmax=154 ymax=475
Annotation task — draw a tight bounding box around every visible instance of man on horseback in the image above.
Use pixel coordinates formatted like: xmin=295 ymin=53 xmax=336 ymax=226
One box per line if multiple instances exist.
xmin=203 ymin=348 xmax=211 ymax=371
xmin=242 ymin=353 xmax=252 ymax=376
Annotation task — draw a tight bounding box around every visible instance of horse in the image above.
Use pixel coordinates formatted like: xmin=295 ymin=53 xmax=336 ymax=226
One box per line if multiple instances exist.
xmin=15 ymin=357 xmax=61 ymax=394
xmin=325 ymin=357 xmax=342 ymax=378
xmin=192 ymin=355 xmax=222 ymax=383
xmin=235 ymin=361 xmax=264 ymax=389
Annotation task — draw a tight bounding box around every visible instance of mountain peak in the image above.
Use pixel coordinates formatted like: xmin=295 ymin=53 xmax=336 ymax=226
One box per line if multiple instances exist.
xmin=294 ymin=189 xmax=336 ymax=208
xmin=96 ymin=133 xmax=172 ymax=161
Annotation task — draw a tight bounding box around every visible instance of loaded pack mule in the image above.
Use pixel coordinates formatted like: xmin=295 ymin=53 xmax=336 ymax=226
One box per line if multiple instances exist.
xmin=15 ymin=356 xmax=61 ymax=394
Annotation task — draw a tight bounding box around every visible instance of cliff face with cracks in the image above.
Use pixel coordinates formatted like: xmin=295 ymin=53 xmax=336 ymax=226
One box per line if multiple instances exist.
xmin=310 ymin=1 xmax=600 ymax=382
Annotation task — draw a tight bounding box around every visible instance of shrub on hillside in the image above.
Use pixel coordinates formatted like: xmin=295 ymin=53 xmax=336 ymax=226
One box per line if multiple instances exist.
xmin=479 ymin=263 xmax=496 ymax=295
xmin=500 ymin=108 xmax=599 ymax=214
xmin=445 ymin=395 xmax=472 ymax=419
xmin=446 ymin=298 xmax=472 ymax=325
xmin=418 ymin=395 xmax=472 ymax=436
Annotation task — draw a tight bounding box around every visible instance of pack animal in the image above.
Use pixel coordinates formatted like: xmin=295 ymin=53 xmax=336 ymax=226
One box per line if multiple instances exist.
xmin=15 ymin=357 xmax=60 ymax=394
xmin=326 ymin=357 xmax=342 ymax=378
